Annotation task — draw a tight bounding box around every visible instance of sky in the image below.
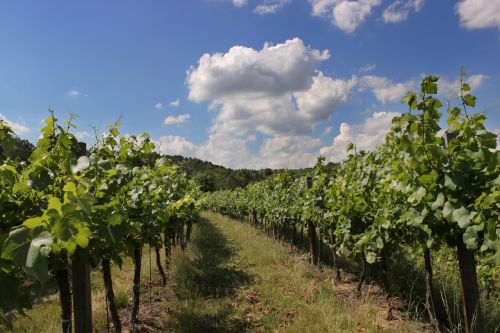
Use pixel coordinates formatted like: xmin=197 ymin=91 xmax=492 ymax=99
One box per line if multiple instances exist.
xmin=0 ymin=0 xmax=499 ymax=169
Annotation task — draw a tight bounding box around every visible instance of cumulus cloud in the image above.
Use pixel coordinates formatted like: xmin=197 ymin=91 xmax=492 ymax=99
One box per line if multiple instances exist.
xmin=359 ymin=75 xmax=415 ymax=103
xmin=196 ymin=132 xmax=255 ymax=168
xmin=358 ymin=63 xmax=376 ymax=73
xmin=186 ymin=38 xmax=356 ymax=167
xmin=154 ymin=133 xmax=322 ymax=169
xmin=164 ymin=113 xmax=191 ymax=125
xmin=438 ymin=74 xmax=487 ymax=99
xmin=186 ymin=38 xmax=349 ymax=135
xmin=359 ymin=73 xmax=485 ymax=104
xmin=233 ymin=0 xmax=248 ymax=7
xmin=67 ymin=90 xmax=81 ymax=97
xmin=294 ymin=72 xmax=357 ymax=122
xmin=382 ymin=0 xmax=424 ymax=23
xmin=0 ymin=113 xmax=31 ymax=136
xmin=456 ymin=0 xmax=500 ymax=30
xmin=322 ymin=126 xmax=334 ymax=136
xmin=154 ymin=102 xmax=165 ymax=110
xmin=254 ymin=0 xmax=291 ymax=14
xmin=310 ymin=0 xmax=382 ymax=33
xmin=256 ymin=136 xmax=321 ymax=169
xmin=156 ymin=135 xmax=197 ymax=156
xmin=187 ymin=38 xmax=330 ymax=102
xmin=320 ymin=111 xmax=400 ymax=162
xmin=169 ymin=99 xmax=181 ymax=107
xmin=75 ymin=131 xmax=92 ymax=140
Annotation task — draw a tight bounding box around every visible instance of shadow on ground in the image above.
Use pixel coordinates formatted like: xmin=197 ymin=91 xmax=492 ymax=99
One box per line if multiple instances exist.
xmin=168 ymin=218 xmax=252 ymax=333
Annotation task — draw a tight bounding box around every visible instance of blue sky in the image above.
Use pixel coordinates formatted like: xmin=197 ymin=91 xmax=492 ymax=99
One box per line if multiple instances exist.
xmin=1 ymin=0 xmax=499 ymax=168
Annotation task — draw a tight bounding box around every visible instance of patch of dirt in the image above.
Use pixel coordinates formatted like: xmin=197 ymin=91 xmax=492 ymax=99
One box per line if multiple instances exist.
xmin=100 ymin=279 xmax=171 ymax=333
xmin=231 ymin=287 xmax=270 ymax=331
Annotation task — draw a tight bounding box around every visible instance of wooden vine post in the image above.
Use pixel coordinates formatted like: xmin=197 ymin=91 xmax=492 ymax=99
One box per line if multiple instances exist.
xmin=306 ymin=177 xmax=319 ymax=266
xmin=445 ymin=132 xmax=484 ymax=333
xmin=72 ymin=142 xmax=93 ymax=333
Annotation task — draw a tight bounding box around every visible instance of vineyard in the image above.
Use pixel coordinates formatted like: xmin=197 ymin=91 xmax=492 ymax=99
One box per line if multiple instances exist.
xmin=0 ymin=114 xmax=201 ymax=332
xmin=0 ymin=76 xmax=498 ymax=333
xmin=203 ymin=77 xmax=499 ymax=333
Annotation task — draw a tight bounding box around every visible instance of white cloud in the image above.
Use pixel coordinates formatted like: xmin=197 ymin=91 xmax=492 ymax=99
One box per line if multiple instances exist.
xmin=186 ymin=38 xmax=355 ymax=167
xmin=438 ymin=74 xmax=487 ymax=98
xmin=310 ymin=0 xmax=337 ymax=16
xmin=164 ymin=113 xmax=191 ymax=125
xmin=154 ymin=102 xmax=165 ymax=110
xmin=320 ymin=111 xmax=400 ymax=162
xmin=196 ymin=132 xmax=254 ymax=168
xmin=456 ymin=0 xmax=500 ymax=30
xmin=322 ymin=126 xmax=333 ymax=136
xmin=187 ymin=38 xmax=330 ymax=102
xmin=169 ymin=99 xmax=181 ymax=108
xmin=256 ymin=135 xmax=321 ymax=169
xmin=156 ymin=135 xmax=197 ymax=156
xmin=310 ymin=0 xmax=382 ymax=33
xmin=359 ymin=75 xmax=415 ymax=103
xmin=382 ymin=0 xmax=424 ymax=23
xmin=233 ymin=0 xmax=248 ymax=7
xmin=254 ymin=0 xmax=291 ymax=14
xmin=294 ymin=72 xmax=357 ymax=122
xmin=187 ymin=38 xmax=345 ymax=137
xmin=67 ymin=90 xmax=81 ymax=97
xmin=359 ymin=73 xmax=486 ymax=104
xmin=359 ymin=63 xmax=376 ymax=73
xmin=0 ymin=114 xmax=31 ymax=136
xmin=75 ymin=131 xmax=92 ymax=140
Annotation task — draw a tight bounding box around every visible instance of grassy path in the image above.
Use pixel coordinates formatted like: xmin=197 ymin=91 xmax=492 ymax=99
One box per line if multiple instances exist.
xmin=181 ymin=212 xmax=425 ymax=333
xmin=12 ymin=212 xmax=427 ymax=332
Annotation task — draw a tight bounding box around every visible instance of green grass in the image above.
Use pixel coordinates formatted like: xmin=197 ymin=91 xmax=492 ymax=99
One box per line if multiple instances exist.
xmin=11 ymin=212 xmax=428 ymax=332
xmin=198 ymin=212 xmax=425 ymax=333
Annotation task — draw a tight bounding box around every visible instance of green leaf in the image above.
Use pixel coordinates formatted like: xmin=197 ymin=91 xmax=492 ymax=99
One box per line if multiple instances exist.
xmin=25 ymin=231 xmax=52 ymax=286
xmin=0 ymin=165 xmax=18 ymax=185
xmin=23 ymin=217 xmax=45 ymax=229
xmin=463 ymin=225 xmax=483 ymax=250
xmin=65 ymin=190 xmax=92 ymax=215
xmin=107 ymin=213 xmax=122 ymax=226
xmin=451 ymin=206 xmax=471 ymax=228
xmin=431 ymin=193 xmax=445 ymax=210
xmin=63 ymin=182 xmax=77 ymax=193
xmin=26 ymin=166 xmax=51 ymax=191
xmin=408 ymin=187 xmax=426 ymax=203
xmin=421 ymin=76 xmax=438 ymax=94
xmin=47 ymin=197 xmax=63 ymax=215
xmin=444 ymin=175 xmax=457 ymax=191
xmin=402 ymin=92 xmax=417 ymax=109
xmin=462 ymin=94 xmax=476 ymax=107
xmin=1 ymin=228 xmax=30 ymax=266
xmin=443 ymin=201 xmax=454 ymax=221
xmin=466 ymin=149 xmax=485 ymax=163
xmin=74 ymin=227 xmax=91 ymax=249
xmin=365 ymin=252 xmax=377 ymax=264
